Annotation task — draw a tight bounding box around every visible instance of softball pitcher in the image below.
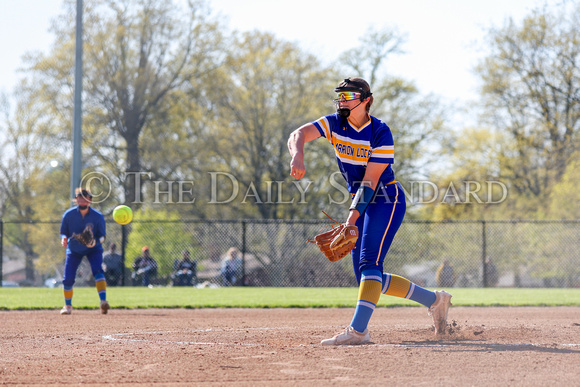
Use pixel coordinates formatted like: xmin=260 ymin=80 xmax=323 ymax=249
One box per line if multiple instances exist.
xmin=288 ymin=77 xmax=452 ymax=345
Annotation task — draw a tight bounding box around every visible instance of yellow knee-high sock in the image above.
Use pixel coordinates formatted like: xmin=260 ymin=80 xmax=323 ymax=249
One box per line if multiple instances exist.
xmin=95 ymin=273 xmax=107 ymax=301
xmin=358 ymin=276 xmax=382 ymax=306
xmin=382 ymin=273 xmax=437 ymax=307
xmin=382 ymin=273 xmax=412 ymax=298
xmin=63 ymin=287 xmax=73 ymax=306
xmin=350 ymin=270 xmax=382 ymax=333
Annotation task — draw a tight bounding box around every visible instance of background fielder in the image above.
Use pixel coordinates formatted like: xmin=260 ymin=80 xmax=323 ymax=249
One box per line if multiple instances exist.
xmin=59 ymin=188 xmax=110 ymax=315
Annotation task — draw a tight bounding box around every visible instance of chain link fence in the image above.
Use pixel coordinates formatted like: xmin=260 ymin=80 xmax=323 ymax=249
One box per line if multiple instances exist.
xmin=1 ymin=219 xmax=579 ymax=288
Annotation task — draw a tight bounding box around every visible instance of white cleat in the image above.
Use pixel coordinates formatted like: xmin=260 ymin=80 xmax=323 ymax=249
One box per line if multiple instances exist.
xmin=100 ymin=300 xmax=110 ymax=314
xmin=320 ymin=326 xmax=371 ymax=346
xmin=60 ymin=305 xmax=72 ymax=315
xmin=428 ymin=290 xmax=452 ymax=335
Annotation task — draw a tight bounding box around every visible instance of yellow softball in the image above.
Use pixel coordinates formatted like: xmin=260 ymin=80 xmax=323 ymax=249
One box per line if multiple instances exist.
xmin=113 ymin=205 xmax=133 ymax=225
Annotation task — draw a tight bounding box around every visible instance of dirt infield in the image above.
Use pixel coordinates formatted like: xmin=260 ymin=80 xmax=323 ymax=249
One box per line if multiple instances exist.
xmin=1 ymin=307 xmax=579 ymax=386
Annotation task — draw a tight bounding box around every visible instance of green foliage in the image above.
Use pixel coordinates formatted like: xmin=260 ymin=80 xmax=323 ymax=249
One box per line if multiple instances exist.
xmin=549 ymin=153 xmax=580 ymax=219
xmin=205 ymin=30 xmax=336 ymax=219
xmin=1 ymin=1 xmax=450 ymax=227
xmin=419 ymin=127 xmax=510 ymax=220
xmin=421 ymin=2 xmax=580 ymax=221
xmin=124 ymin=208 xmax=201 ymax=277
xmin=4 ymin=0 xmax=580 ymax=289
xmin=82 ymin=0 xmax=226 ymax=207
xmin=476 ymin=2 xmax=580 ymax=208
xmin=0 ymin=86 xmax=71 ymax=282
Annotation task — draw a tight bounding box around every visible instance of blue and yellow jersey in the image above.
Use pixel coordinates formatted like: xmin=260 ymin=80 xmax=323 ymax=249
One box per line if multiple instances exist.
xmin=313 ymin=113 xmax=395 ymax=194
xmin=60 ymin=207 xmax=106 ymax=254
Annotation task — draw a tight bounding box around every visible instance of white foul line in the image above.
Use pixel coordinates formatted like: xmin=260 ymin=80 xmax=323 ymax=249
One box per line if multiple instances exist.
xmin=102 ymin=327 xmax=580 ymax=349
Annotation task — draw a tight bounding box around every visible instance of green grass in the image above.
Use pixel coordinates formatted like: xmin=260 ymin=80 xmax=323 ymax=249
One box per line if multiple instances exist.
xmin=1 ymin=287 xmax=579 ymax=310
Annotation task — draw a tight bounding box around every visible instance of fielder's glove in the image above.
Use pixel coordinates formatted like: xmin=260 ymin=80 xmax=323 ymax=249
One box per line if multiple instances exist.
xmin=309 ymin=213 xmax=358 ymax=262
xmin=72 ymin=226 xmax=96 ymax=248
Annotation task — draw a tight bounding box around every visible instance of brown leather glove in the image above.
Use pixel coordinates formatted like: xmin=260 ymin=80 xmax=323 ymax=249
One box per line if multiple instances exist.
xmin=312 ymin=224 xmax=358 ymax=262
xmin=72 ymin=226 xmax=96 ymax=248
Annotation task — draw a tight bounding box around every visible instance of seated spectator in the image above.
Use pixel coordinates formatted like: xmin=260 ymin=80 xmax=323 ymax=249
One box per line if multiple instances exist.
xmin=103 ymin=242 xmax=123 ymax=286
xmin=485 ymin=258 xmax=499 ymax=287
xmin=220 ymin=247 xmax=242 ymax=286
xmin=132 ymin=246 xmax=158 ymax=286
xmin=435 ymin=259 xmax=456 ymax=288
xmin=172 ymin=250 xmax=197 ymax=286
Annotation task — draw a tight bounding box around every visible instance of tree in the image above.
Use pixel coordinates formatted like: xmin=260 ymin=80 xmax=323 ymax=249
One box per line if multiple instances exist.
xmin=337 ymin=26 xmax=407 ymax=88
xmin=476 ymin=3 xmax=580 ymax=202
xmin=207 ymin=31 xmax=337 ymax=219
xmin=420 ymin=127 xmax=511 ymax=220
xmin=0 ymin=89 xmax=69 ymax=283
xmin=548 ymin=152 xmax=580 ymax=219
xmin=0 ymin=0 xmax=227 ymax=282
xmin=86 ymin=0 xmax=226 ymax=206
xmin=28 ymin=0 xmax=225 ymax=208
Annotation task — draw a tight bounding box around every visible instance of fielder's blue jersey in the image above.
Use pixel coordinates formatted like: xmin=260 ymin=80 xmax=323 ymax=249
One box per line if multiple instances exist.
xmin=60 ymin=207 xmax=106 ymax=255
xmin=313 ymin=113 xmax=395 ymax=194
